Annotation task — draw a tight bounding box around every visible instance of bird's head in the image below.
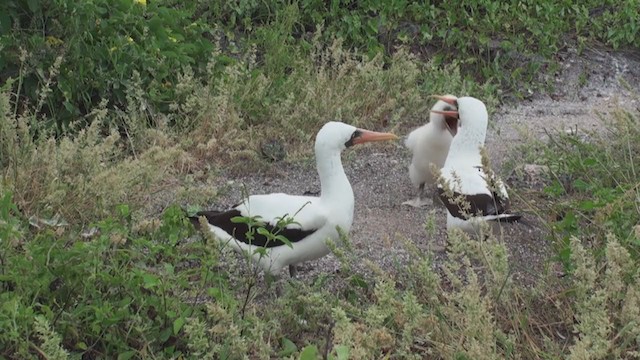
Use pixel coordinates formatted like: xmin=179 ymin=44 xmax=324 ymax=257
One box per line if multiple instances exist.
xmin=431 ymin=96 xmax=489 ymax=141
xmin=429 ymin=94 xmax=459 ymax=137
xmin=315 ymin=121 xmax=399 ymax=153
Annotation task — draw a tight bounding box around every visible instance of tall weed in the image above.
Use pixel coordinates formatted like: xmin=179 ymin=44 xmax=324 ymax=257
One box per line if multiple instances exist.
xmin=541 ymin=102 xmax=640 ymax=267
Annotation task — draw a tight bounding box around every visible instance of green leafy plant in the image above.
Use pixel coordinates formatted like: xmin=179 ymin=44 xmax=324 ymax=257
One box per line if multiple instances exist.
xmin=0 ymin=202 xmax=225 ymax=358
xmin=3 ymin=0 xmax=637 ymax=133
xmin=1 ymin=0 xmax=215 ymax=131
xmin=541 ymin=105 xmax=640 ymax=270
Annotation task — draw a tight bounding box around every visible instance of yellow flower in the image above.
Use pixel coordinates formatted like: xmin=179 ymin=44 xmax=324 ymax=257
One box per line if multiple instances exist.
xmin=127 ymin=36 xmax=134 ymax=43
xmin=45 ymin=36 xmax=64 ymax=46
xmin=168 ymin=36 xmax=177 ymax=43
xmin=134 ymin=0 xmax=146 ymax=5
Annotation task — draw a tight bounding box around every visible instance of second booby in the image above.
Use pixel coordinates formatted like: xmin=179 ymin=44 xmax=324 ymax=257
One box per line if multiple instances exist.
xmin=190 ymin=121 xmax=398 ymax=276
xmin=433 ymin=96 xmax=521 ymax=235
xmin=403 ymin=96 xmax=459 ymax=207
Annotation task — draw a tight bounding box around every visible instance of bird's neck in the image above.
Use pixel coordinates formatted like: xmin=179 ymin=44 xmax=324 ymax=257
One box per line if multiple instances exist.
xmin=447 ymin=126 xmax=486 ymax=161
xmin=316 ymin=150 xmax=354 ymax=204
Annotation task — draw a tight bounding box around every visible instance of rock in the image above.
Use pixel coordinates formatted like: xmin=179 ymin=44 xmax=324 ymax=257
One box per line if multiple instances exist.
xmin=260 ymin=140 xmax=286 ymax=162
xmin=523 ymin=164 xmax=549 ymax=181
xmin=508 ymin=164 xmax=551 ymax=190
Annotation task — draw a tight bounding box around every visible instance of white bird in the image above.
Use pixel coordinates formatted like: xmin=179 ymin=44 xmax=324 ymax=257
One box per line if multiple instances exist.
xmin=433 ymin=96 xmax=521 ymax=235
xmin=403 ymin=96 xmax=459 ymax=207
xmin=189 ymin=121 xmax=398 ymax=277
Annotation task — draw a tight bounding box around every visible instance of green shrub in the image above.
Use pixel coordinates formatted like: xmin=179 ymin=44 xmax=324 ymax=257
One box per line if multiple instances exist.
xmin=3 ymin=0 xmax=638 ymax=132
xmin=0 ymin=202 xmax=207 ymax=358
xmin=541 ymin=105 xmax=640 ymax=268
xmin=0 ymin=0 xmax=214 ymax=131
xmin=576 ymin=0 xmax=640 ymax=49
xmin=195 ymin=0 xmax=639 ymax=98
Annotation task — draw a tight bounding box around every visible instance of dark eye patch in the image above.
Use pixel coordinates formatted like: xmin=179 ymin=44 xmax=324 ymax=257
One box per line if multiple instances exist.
xmin=345 ymin=129 xmax=362 ymax=148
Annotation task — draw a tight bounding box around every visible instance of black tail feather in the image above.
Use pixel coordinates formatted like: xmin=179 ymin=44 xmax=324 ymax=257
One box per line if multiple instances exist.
xmin=184 ymin=209 xmax=224 ymax=230
xmin=188 ymin=210 xmax=226 ymax=230
xmin=188 ymin=215 xmax=202 ymax=229
xmin=494 ymin=213 xmax=523 ymax=223
xmin=491 ymin=213 xmax=536 ymax=229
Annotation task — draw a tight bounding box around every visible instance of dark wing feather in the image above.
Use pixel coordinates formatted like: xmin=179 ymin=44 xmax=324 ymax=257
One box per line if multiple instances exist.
xmin=437 ymin=189 xmax=511 ymax=220
xmin=484 ymin=168 xmax=511 ymax=215
xmin=189 ymin=209 xmax=317 ymax=248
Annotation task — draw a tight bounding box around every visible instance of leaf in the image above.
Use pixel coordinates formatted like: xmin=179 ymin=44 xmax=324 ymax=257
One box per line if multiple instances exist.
xmin=544 ymin=181 xmax=564 ymax=196
xmin=253 ymin=247 xmax=268 ymax=256
xmin=279 ymin=338 xmax=297 ymax=357
xmin=579 ymin=200 xmax=596 ymax=211
xmin=117 ymin=351 xmax=137 ymax=360
xmin=299 ymin=345 xmax=320 ymax=360
xmin=572 ymin=179 xmax=590 ymax=191
xmin=142 ymin=274 xmax=160 ymax=289
xmin=208 ymin=287 xmax=223 ymax=300
xmin=164 ymin=263 xmax=175 ymax=275
xmin=275 ymin=235 xmax=293 ymax=247
xmin=257 ymin=227 xmax=272 ymax=236
xmin=207 ymin=287 xmax=235 ymax=306
xmin=349 ymin=274 xmax=368 ymax=289
xmin=116 ymin=204 xmax=131 ymax=218
xmin=231 ymin=216 xmax=246 ymax=223
xmin=173 ymin=317 xmax=185 ymax=334
xmin=334 ymin=345 xmax=350 ymax=360
xmin=27 ymin=0 xmax=41 ymax=12
xmin=0 ymin=12 xmax=11 ymax=35
xmin=159 ymin=326 xmax=172 ymax=342
xmin=558 ymin=244 xmax=572 ymax=270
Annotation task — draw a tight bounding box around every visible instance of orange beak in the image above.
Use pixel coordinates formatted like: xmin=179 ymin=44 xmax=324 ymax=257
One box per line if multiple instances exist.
xmin=351 ymin=129 xmax=399 ymax=145
xmin=431 ymin=109 xmax=459 ymax=117
xmin=431 ymin=95 xmax=458 ymax=106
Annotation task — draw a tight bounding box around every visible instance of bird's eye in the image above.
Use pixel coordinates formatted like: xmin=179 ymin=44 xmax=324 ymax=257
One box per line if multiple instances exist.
xmin=345 ymin=130 xmax=362 ymax=147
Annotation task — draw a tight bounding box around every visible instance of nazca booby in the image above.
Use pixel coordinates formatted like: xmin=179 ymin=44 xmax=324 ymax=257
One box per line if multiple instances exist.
xmin=190 ymin=121 xmax=398 ymax=276
xmin=403 ymin=95 xmax=459 ymax=207
xmin=432 ymin=96 xmax=521 ymax=235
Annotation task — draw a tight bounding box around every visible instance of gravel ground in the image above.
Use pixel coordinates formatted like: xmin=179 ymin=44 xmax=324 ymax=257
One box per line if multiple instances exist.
xmin=201 ymin=47 xmax=640 ymax=288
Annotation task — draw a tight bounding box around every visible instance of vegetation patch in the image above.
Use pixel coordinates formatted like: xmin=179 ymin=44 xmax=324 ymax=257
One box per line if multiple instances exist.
xmin=1 ymin=0 xmax=639 ymax=358
xmin=539 ymin=104 xmax=640 ymax=268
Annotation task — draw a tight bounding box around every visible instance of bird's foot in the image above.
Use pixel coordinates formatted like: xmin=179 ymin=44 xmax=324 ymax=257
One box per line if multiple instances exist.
xmin=288 ymin=264 xmax=298 ymax=278
xmin=402 ymin=197 xmax=433 ymax=208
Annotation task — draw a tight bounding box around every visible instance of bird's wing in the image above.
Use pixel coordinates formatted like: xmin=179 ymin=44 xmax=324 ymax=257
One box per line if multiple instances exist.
xmin=237 ymin=193 xmax=327 ymax=229
xmin=405 ymin=126 xmax=426 ymax=152
xmin=438 ymin=163 xmax=511 ymax=219
xmin=480 ymin=167 xmax=511 ymax=215
xmin=192 ymin=194 xmax=327 ymax=248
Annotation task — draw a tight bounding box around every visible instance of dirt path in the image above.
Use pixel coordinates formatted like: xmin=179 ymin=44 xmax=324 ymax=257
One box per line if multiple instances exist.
xmin=209 ymin=47 xmax=640 ymax=286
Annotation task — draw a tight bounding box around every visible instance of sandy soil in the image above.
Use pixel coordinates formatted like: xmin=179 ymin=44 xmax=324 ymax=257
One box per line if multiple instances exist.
xmin=202 ymin=47 xmax=640 ymax=287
